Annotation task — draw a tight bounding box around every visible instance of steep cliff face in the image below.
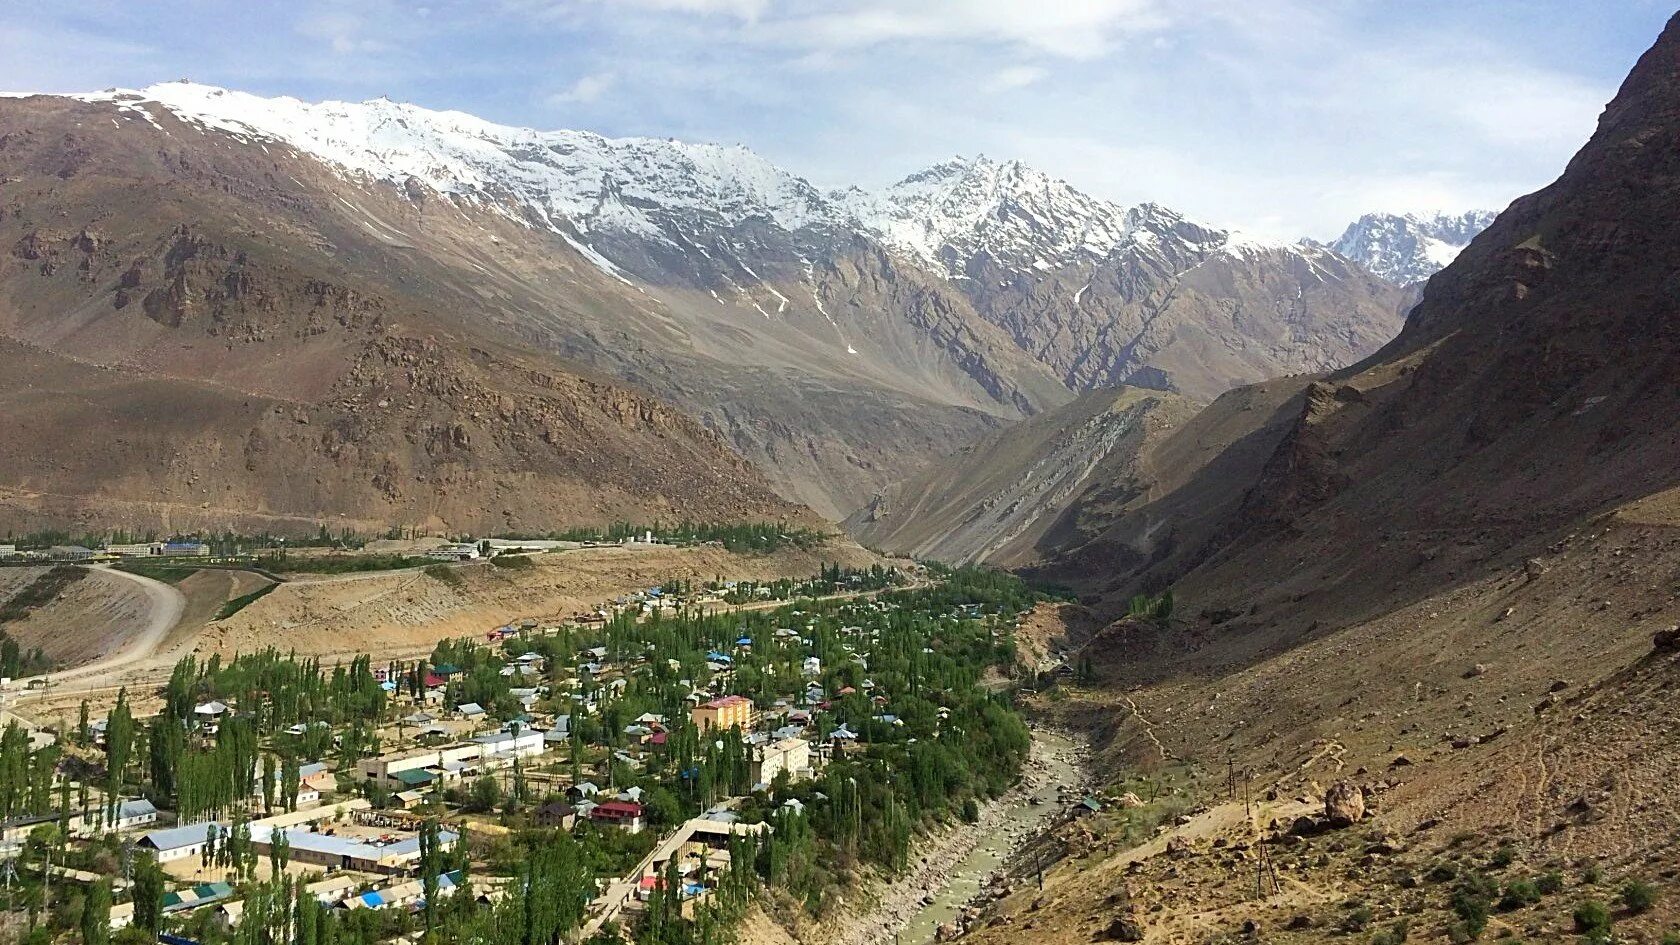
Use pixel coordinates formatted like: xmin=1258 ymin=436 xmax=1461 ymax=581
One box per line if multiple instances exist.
xmin=1042 ymin=10 xmax=1680 ymax=633
xmin=956 ymin=20 xmax=1680 ymax=945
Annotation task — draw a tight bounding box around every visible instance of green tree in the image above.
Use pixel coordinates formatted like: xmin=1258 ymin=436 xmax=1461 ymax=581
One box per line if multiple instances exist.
xmin=133 ymin=853 xmax=166 ymax=935
xmin=418 ymin=819 xmax=443 ymax=932
xmin=104 ymin=690 xmax=136 ymax=820
xmin=81 ymin=878 xmax=112 ymax=945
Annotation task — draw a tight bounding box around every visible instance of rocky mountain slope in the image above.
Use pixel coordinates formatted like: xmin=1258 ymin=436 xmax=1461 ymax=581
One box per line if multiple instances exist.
xmin=1329 ymin=209 xmax=1497 ymax=284
xmin=843 ymin=156 xmax=1414 ymax=401
xmin=846 ymin=387 xmax=1198 ymax=566
xmin=5 ymin=84 xmax=1420 ymax=519
xmin=1039 ymin=7 xmax=1680 ymax=619
xmin=954 ymin=15 xmax=1680 ymax=945
xmin=0 ymin=95 xmax=809 ymax=535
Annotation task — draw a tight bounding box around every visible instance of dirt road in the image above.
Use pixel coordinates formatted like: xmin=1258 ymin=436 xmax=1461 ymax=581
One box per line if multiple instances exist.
xmin=4 ymin=565 xmax=186 ymax=717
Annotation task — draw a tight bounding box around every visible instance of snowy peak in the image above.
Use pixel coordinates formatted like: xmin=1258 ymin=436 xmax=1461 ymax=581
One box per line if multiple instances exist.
xmin=69 ymin=81 xmax=844 ymax=241
xmin=838 ymin=155 xmax=1278 ymax=276
xmin=58 ymin=83 xmax=1311 ymax=284
xmin=1330 ymin=210 xmax=1496 ymax=284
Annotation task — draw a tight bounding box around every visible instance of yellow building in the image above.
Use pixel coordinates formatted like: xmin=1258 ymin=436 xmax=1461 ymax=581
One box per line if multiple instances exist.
xmin=691 ymin=695 xmax=752 ymax=732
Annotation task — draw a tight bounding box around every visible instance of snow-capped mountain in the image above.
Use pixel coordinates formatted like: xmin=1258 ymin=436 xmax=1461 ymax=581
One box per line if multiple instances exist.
xmin=8 ymin=80 xmax=1423 ymax=514
xmin=837 ymin=155 xmax=1280 ymax=277
xmin=1330 ymin=211 xmax=1497 ymax=285
xmin=67 ymin=84 xmax=1301 ymax=284
xmin=71 ymin=82 xmax=846 ymax=245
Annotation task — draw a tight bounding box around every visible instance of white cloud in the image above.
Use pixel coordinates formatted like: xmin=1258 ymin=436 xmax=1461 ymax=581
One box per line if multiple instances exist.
xmin=766 ymin=0 xmax=1169 ymax=60
xmin=634 ymin=0 xmax=771 ymax=15
xmin=987 ymin=65 xmax=1047 ymax=91
xmin=543 ymin=0 xmax=771 ymax=21
xmin=295 ymin=12 xmax=388 ymax=55
xmin=549 ymin=72 xmax=616 ymax=104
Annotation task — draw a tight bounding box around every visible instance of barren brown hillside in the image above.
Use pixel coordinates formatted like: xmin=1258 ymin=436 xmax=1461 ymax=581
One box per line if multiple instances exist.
xmin=952 ymin=14 xmax=1680 ymax=945
xmin=847 ymin=387 xmax=1199 ymax=566
xmin=0 ymin=95 xmax=810 ymax=535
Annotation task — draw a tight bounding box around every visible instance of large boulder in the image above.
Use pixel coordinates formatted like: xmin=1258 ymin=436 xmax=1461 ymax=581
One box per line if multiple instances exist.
xmin=1653 ymin=625 xmax=1680 ymax=651
xmin=1102 ymin=911 xmax=1145 ymax=941
xmin=1324 ymin=781 xmax=1366 ymax=828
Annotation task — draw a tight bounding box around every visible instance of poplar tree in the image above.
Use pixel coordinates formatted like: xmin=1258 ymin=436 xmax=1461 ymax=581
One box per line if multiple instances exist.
xmin=81 ymin=878 xmax=111 ymax=945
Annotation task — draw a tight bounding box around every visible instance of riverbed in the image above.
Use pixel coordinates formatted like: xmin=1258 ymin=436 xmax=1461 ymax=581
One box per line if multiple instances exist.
xmin=825 ymin=728 xmax=1090 ymax=945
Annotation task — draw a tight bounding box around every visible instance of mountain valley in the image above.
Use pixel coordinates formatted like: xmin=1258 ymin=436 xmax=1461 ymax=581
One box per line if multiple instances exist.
xmin=8 ymin=8 xmax=1671 ymax=945
xmin=1 ymin=83 xmax=1447 ymax=527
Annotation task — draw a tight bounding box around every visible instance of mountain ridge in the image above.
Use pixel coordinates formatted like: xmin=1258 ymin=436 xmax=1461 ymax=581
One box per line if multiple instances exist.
xmin=2 ymin=81 xmax=1456 ymax=523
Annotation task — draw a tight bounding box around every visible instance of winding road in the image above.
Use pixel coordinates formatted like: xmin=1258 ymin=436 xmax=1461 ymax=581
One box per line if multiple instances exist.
xmin=3 ymin=565 xmax=187 ymax=720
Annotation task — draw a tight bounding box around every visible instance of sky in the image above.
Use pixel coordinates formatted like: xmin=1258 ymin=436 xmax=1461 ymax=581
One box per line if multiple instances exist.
xmin=3 ymin=1 xmax=1673 ymax=240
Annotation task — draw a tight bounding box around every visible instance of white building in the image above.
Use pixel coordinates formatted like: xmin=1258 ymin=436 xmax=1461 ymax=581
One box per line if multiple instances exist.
xmin=751 ymin=737 xmax=812 ymax=787
xmin=138 ymin=821 xmax=221 ymax=862
xmin=108 ymin=798 xmax=160 ymax=831
xmin=105 ymin=542 xmax=164 ymax=557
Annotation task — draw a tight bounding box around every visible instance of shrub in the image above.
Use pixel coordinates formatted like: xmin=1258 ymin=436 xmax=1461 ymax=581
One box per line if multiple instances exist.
xmin=1620 ymin=878 xmax=1658 ymax=914
xmin=425 ymin=564 xmax=465 ymax=588
xmin=1573 ymin=899 xmax=1611 ymax=934
xmin=1499 ymin=880 xmax=1542 ymax=911
xmin=1582 ymin=861 xmax=1604 ymax=885
xmin=1428 ymin=861 xmax=1461 ymax=883
xmin=490 ymin=554 xmax=535 ymax=570
xmin=1450 ymin=874 xmax=1496 ymax=939
xmin=1371 ymin=918 xmax=1410 ymax=945
xmin=1342 ymin=904 xmax=1373 ymax=932
xmin=1536 ymin=871 xmax=1565 ymax=895
xmin=213 ymin=581 xmax=278 ymax=620
xmin=1451 ymin=881 xmax=1491 ymax=934
xmin=1489 ymin=844 xmax=1518 ymax=869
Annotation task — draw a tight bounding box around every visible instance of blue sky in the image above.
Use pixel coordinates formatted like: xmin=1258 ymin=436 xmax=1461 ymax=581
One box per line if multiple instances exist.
xmin=4 ymin=1 xmax=1672 ymax=239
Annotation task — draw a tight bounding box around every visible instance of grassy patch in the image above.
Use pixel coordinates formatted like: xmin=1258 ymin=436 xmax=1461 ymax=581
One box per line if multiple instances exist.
xmin=490 ymin=555 xmax=536 ymax=571
xmin=213 ymin=581 xmax=279 ymax=621
xmin=111 ymin=561 xmax=198 ymax=584
xmin=425 ymin=564 xmax=466 ymax=588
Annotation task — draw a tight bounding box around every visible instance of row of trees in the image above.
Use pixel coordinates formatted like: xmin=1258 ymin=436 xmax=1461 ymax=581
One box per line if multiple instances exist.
xmin=525 ymin=520 xmax=828 ymax=553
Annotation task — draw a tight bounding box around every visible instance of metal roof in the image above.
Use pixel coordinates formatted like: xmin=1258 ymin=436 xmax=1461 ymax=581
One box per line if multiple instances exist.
xmin=140 ymin=821 xmax=220 ymax=851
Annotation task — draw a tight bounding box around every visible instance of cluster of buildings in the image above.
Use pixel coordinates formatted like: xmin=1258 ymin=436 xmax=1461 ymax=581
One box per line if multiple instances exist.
xmin=136 ymin=800 xmax=459 ymax=875
xmin=356 ymin=728 xmax=546 ymax=791
xmin=0 ymin=540 xmax=212 ymax=562
xmin=43 ymin=561 xmax=936 ymax=939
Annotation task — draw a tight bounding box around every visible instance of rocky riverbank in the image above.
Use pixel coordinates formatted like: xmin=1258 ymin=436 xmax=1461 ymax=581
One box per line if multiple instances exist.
xmin=818 ymin=728 xmax=1093 ymax=945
